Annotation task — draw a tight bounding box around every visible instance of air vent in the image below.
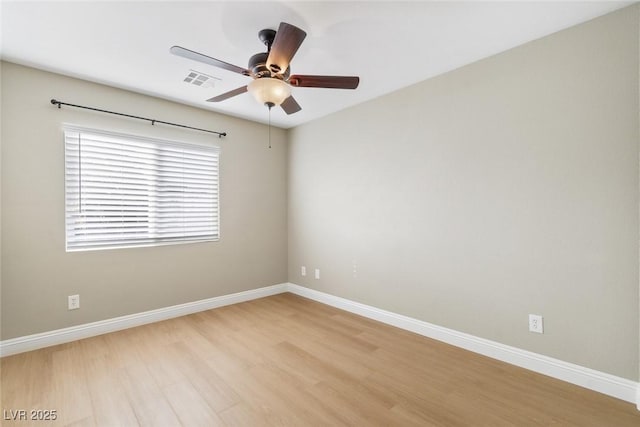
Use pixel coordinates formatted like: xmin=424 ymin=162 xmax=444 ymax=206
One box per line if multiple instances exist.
xmin=183 ymin=70 xmax=221 ymax=88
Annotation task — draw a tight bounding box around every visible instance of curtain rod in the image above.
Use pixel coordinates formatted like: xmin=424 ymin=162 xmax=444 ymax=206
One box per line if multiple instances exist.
xmin=50 ymin=99 xmax=227 ymax=138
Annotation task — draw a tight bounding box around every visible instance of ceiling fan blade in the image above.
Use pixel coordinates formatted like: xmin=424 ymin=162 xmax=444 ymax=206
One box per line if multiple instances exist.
xmin=266 ymin=22 xmax=307 ymax=75
xmin=170 ymin=46 xmax=250 ymax=76
xmin=281 ymin=96 xmax=302 ymax=115
xmin=289 ymin=75 xmax=360 ymax=89
xmin=206 ymin=86 xmax=248 ymax=102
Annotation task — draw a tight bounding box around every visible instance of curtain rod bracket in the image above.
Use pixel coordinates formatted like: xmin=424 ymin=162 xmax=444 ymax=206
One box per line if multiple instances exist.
xmin=50 ymin=98 xmax=226 ymax=137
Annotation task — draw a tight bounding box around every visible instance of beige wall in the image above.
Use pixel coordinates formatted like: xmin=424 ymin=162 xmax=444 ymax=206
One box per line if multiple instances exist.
xmin=0 ymin=62 xmax=288 ymax=339
xmin=288 ymin=6 xmax=640 ymax=380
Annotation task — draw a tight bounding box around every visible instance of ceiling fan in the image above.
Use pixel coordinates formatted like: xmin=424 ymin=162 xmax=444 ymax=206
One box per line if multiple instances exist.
xmin=170 ymin=22 xmax=360 ymax=115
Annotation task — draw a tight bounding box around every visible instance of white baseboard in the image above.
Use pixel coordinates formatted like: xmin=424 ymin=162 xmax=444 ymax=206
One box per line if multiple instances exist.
xmin=0 ymin=283 xmax=287 ymax=357
xmin=286 ymin=283 xmax=640 ymax=409
xmin=2 ymin=281 xmax=638 ymax=409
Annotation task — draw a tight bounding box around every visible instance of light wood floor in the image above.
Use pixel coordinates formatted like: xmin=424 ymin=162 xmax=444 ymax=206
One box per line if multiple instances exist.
xmin=2 ymin=293 xmax=639 ymax=426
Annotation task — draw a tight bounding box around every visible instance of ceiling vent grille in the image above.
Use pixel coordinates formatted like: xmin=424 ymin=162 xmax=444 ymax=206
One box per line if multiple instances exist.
xmin=183 ymin=70 xmax=221 ymax=88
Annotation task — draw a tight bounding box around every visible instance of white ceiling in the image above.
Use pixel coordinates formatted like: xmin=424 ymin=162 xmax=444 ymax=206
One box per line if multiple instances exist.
xmin=0 ymin=1 xmax=632 ymax=129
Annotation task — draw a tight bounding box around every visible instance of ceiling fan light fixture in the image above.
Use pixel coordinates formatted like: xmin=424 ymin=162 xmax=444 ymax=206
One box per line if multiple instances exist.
xmin=247 ymin=77 xmax=291 ymax=107
xmin=171 ymin=22 xmax=359 ymax=116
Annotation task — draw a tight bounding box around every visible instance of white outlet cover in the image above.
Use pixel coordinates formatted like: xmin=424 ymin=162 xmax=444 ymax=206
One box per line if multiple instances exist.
xmin=529 ymin=314 xmax=543 ymax=333
xmin=68 ymin=294 xmax=80 ymax=310
xmin=301 ymin=266 xmax=306 ymax=276
xmin=315 ymin=269 xmax=320 ymax=279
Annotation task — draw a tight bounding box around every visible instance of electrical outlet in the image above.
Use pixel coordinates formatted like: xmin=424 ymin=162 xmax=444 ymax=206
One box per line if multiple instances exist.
xmin=314 ymin=268 xmax=320 ymax=279
xmin=68 ymin=294 xmax=80 ymax=310
xmin=529 ymin=314 xmax=543 ymax=333
xmin=301 ymin=266 xmax=306 ymax=276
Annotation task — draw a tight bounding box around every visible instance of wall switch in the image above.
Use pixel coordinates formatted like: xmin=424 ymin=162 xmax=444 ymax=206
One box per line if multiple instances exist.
xmin=68 ymin=294 xmax=80 ymax=310
xmin=301 ymin=266 xmax=306 ymax=276
xmin=314 ymin=269 xmax=320 ymax=279
xmin=529 ymin=314 xmax=543 ymax=333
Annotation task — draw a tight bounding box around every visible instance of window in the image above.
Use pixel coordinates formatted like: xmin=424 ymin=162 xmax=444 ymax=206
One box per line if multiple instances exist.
xmin=64 ymin=126 xmax=219 ymax=251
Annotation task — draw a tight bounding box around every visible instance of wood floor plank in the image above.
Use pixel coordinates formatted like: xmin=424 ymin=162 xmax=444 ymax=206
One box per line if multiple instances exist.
xmin=165 ymin=342 xmax=240 ymax=413
xmin=212 ymin=363 xmax=309 ymax=426
xmin=162 ymin=380 xmax=225 ymax=426
xmin=244 ymin=362 xmax=349 ymax=425
xmin=50 ymin=345 xmax=94 ymax=425
xmin=217 ymin=402 xmax=273 ymax=427
xmin=118 ymin=362 xmax=182 ymax=427
xmin=84 ymin=355 xmax=139 ymax=426
xmin=2 ymin=292 xmax=639 ymax=426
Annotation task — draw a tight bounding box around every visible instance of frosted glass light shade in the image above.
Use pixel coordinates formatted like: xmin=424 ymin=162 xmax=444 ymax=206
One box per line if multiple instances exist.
xmin=247 ymin=78 xmax=291 ymax=107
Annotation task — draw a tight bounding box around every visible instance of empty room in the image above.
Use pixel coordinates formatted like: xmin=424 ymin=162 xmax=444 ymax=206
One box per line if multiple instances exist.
xmin=1 ymin=1 xmax=640 ymax=425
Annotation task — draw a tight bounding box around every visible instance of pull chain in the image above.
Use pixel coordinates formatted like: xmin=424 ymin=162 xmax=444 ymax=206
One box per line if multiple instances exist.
xmin=268 ymin=105 xmax=272 ymax=149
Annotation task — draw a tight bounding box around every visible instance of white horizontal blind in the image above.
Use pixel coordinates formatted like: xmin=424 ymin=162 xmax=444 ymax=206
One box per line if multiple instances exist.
xmin=64 ymin=127 xmax=219 ymax=251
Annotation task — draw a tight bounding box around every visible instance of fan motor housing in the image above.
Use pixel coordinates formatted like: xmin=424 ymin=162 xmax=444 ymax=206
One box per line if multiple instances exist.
xmin=248 ymin=52 xmax=290 ymax=79
xmin=248 ymin=52 xmax=269 ymax=77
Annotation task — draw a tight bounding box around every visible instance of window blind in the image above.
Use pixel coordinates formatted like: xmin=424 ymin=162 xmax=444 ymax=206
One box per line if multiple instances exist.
xmin=64 ymin=127 xmax=219 ymax=251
